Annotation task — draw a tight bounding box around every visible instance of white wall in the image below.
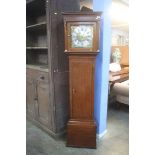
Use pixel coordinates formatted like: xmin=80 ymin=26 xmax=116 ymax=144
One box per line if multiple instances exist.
xmin=112 ymin=28 xmax=129 ymax=46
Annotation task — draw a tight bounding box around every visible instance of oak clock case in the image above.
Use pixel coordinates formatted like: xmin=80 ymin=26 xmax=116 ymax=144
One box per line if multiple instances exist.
xmin=63 ymin=12 xmax=102 ymax=148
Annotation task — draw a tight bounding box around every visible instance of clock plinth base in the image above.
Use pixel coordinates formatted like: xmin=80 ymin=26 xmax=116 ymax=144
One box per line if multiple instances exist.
xmin=67 ymin=120 xmax=96 ymax=148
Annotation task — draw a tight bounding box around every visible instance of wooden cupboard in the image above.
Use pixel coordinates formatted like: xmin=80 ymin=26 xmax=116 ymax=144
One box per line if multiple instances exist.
xmin=26 ymin=68 xmax=53 ymax=131
xmin=26 ymin=0 xmax=94 ymax=138
xmin=26 ymin=0 xmax=76 ymax=137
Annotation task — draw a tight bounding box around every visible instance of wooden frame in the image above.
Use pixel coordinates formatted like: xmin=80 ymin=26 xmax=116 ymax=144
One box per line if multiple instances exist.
xmin=65 ymin=22 xmax=98 ymax=53
xmin=63 ymin=12 xmax=101 ymax=54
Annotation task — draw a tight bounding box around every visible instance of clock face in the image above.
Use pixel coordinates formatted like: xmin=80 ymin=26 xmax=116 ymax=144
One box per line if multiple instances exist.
xmin=71 ymin=25 xmax=93 ymax=48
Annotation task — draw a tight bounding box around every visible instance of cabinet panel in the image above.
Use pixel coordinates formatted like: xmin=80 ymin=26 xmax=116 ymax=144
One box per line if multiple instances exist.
xmin=69 ymin=56 xmax=95 ymax=120
xmin=26 ymin=77 xmax=35 ymax=118
xmin=36 ymin=79 xmax=50 ymax=127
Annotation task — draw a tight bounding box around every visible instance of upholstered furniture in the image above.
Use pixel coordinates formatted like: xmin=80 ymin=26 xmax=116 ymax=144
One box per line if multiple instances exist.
xmin=109 ymin=67 xmax=129 ymax=105
xmin=109 ymin=45 xmax=129 ymax=105
xmin=112 ymin=80 xmax=129 ymax=105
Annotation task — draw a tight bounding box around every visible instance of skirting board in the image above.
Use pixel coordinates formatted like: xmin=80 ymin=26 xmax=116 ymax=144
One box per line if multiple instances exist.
xmin=97 ymin=129 xmax=107 ymax=139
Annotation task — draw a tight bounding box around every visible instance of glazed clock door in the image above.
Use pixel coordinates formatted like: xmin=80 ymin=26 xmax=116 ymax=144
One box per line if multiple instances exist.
xmin=66 ymin=22 xmax=99 ymax=53
xmin=69 ymin=56 xmax=95 ymax=120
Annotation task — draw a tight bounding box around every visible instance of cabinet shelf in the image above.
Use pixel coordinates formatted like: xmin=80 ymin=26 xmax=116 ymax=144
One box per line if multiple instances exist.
xmin=26 ymin=22 xmax=47 ymax=31
xmin=26 ymin=64 xmax=49 ymax=72
xmin=26 ymin=47 xmax=47 ymax=50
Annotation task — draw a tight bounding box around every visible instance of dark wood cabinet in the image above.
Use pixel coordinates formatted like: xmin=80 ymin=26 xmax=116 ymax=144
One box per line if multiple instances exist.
xmin=63 ymin=12 xmax=102 ymax=148
xmin=26 ymin=0 xmax=90 ymax=137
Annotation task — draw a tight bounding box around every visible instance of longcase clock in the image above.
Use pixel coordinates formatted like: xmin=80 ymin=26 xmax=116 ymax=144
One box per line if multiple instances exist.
xmin=63 ymin=12 xmax=102 ymax=148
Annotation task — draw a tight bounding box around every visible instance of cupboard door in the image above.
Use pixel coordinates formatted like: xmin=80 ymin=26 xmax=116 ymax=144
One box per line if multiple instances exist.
xmin=36 ymin=79 xmax=50 ymax=128
xmin=26 ymin=77 xmax=35 ymax=118
xmin=69 ymin=56 xmax=95 ymax=120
